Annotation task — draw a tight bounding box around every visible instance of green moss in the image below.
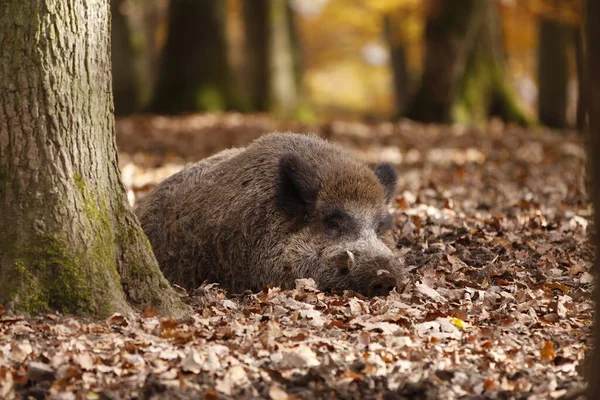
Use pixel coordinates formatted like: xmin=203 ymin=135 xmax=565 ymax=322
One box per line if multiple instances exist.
xmin=2 ymin=233 xmax=94 ymax=314
xmin=455 ymin=46 xmax=533 ymax=126
xmin=74 ymin=172 xmax=86 ymax=193
xmin=10 ymin=260 xmax=46 ymax=313
xmin=73 ymin=173 xmax=121 ymax=314
xmin=0 ymin=172 xmax=125 ymax=316
xmin=1 ymin=172 xmax=183 ymax=316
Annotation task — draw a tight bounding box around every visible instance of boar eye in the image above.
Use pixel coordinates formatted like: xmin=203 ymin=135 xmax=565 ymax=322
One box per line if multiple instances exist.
xmin=324 ymin=217 xmax=343 ymax=238
xmin=323 ymin=210 xmax=348 ymax=238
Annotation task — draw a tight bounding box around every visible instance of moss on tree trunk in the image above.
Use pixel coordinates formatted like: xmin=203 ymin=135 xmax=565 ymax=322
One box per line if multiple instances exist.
xmin=0 ymin=0 xmax=187 ymax=318
xmin=149 ymin=0 xmax=243 ymax=114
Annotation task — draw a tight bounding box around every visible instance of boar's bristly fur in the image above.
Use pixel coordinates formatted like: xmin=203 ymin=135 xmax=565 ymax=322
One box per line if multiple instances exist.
xmin=135 ymin=133 xmax=404 ymax=296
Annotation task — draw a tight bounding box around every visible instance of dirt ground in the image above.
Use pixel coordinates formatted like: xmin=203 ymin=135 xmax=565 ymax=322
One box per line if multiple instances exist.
xmin=0 ymin=114 xmax=593 ymax=399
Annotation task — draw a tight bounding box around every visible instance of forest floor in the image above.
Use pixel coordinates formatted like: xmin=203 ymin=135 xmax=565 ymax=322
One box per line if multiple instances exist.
xmin=0 ymin=114 xmax=594 ymax=399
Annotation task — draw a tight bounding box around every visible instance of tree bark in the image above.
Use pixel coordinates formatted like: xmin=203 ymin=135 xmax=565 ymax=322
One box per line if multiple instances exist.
xmin=242 ymin=0 xmax=300 ymax=117
xmin=586 ymin=0 xmax=600 ymax=396
xmin=538 ymin=18 xmax=571 ymax=128
xmin=111 ymin=0 xmax=138 ymax=115
xmin=149 ymin=0 xmax=241 ymax=114
xmin=0 ymin=0 xmax=187 ymax=317
xmin=384 ymin=13 xmax=410 ymax=114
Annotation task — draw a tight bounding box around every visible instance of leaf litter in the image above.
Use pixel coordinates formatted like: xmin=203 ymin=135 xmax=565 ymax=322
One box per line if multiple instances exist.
xmin=0 ymin=114 xmax=594 ymax=399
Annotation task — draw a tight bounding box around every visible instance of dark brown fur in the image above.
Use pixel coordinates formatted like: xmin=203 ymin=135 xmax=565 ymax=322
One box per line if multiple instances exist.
xmin=136 ymin=133 xmax=403 ymax=296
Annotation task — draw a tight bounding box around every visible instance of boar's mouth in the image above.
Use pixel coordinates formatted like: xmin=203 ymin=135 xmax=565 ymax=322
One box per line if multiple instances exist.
xmin=319 ymin=250 xmax=400 ymax=297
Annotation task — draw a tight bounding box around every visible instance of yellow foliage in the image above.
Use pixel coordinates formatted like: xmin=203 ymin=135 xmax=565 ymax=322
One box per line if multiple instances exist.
xmin=295 ymin=0 xmax=580 ymax=118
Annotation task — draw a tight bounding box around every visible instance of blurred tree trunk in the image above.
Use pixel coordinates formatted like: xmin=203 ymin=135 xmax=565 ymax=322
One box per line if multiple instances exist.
xmin=111 ymin=0 xmax=138 ymax=115
xmin=0 ymin=0 xmax=187 ymax=317
xmin=406 ymin=0 xmax=484 ymax=123
xmin=242 ymin=0 xmax=300 ymax=118
xmin=124 ymin=0 xmax=168 ymax=109
xmin=384 ymin=13 xmax=410 ymax=114
xmin=407 ymin=0 xmax=529 ymax=124
xmin=575 ymin=27 xmax=587 ymax=132
xmin=538 ymin=18 xmax=570 ymax=128
xmin=457 ymin=0 xmax=530 ymax=125
xmin=586 ymin=0 xmax=600 ymax=397
xmin=242 ymin=0 xmax=269 ymax=112
xmin=149 ymin=0 xmax=241 ymax=114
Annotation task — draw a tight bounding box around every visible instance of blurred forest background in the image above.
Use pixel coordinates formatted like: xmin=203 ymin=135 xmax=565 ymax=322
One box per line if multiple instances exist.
xmin=111 ymin=0 xmax=584 ymax=128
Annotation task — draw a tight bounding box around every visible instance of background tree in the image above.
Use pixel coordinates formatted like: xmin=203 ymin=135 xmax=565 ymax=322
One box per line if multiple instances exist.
xmin=383 ymin=12 xmax=410 ymax=114
xmin=405 ymin=0 xmax=483 ymax=123
xmin=575 ymin=27 xmax=587 ymax=132
xmin=112 ymin=0 xmax=138 ymax=115
xmin=242 ymin=0 xmax=302 ymax=118
xmin=0 ymin=0 xmax=186 ymax=317
xmin=537 ymin=17 xmax=571 ymax=128
xmin=150 ymin=0 xmax=242 ymax=114
xmin=456 ymin=0 xmax=530 ymax=124
xmin=586 ymin=0 xmax=600 ymax=396
xmin=406 ymin=0 xmax=529 ymax=124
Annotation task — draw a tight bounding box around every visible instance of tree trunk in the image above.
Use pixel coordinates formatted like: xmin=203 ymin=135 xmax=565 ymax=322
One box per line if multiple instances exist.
xmin=575 ymin=26 xmax=587 ymax=132
xmin=586 ymin=0 xmax=600 ymax=396
xmin=0 ymin=0 xmax=187 ymax=317
xmin=242 ymin=0 xmax=300 ymax=118
xmin=406 ymin=0 xmax=485 ymax=123
xmin=407 ymin=0 xmax=529 ymax=125
xmin=111 ymin=0 xmax=138 ymax=115
xmin=242 ymin=0 xmax=270 ymax=112
xmin=457 ymin=0 xmax=531 ymax=125
xmin=149 ymin=0 xmax=242 ymax=114
xmin=538 ymin=18 xmax=571 ymax=128
xmin=384 ymin=13 xmax=410 ymax=114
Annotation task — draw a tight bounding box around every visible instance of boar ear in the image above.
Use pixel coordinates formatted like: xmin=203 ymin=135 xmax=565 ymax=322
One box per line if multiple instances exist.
xmin=374 ymin=163 xmax=397 ymax=203
xmin=277 ymin=154 xmax=319 ymax=220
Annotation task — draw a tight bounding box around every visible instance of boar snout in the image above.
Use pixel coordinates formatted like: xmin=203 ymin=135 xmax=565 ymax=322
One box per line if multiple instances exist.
xmin=365 ymin=268 xmax=398 ymax=297
xmin=327 ymin=250 xmax=401 ymax=297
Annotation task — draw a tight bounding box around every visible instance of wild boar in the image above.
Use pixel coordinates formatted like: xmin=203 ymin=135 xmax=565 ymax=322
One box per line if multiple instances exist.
xmin=136 ymin=133 xmax=403 ymax=297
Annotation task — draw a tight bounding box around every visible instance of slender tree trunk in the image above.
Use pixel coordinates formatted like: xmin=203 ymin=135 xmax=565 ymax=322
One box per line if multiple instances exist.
xmin=538 ymin=18 xmax=570 ymax=128
xmin=0 ymin=0 xmax=187 ymax=317
xmin=576 ymin=26 xmax=587 ymax=132
xmin=242 ymin=0 xmax=300 ymax=117
xmin=406 ymin=0 xmax=484 ymax=123
xmin=384 ymin=13 xmax=410 ymax=114
xmin=111 ymin=0 xmax=138 ymax=115
xmin=242 ymin=0 xmax=270 ymax=111
xmin=586 ymin=0 xmax=600 ymax=396
xmin=149 ymin=0 xmax=241 ymax=114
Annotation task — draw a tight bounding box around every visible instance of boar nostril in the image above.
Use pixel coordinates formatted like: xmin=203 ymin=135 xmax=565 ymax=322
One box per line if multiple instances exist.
xmin=369 ymin=280 xmax=396 ymax=297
